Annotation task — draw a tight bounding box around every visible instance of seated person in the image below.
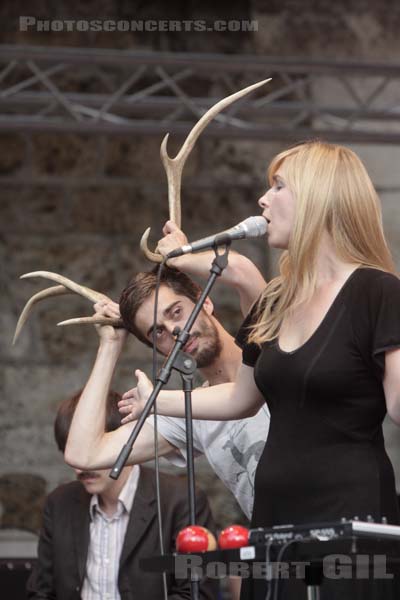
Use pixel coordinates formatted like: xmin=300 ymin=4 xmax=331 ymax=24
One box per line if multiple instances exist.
xmin=27 ymin=389 xmax=218 ymax=600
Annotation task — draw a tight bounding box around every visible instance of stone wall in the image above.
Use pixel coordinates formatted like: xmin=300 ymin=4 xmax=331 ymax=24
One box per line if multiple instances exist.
xmin=1 ymin=1 xmax=400 ymax=535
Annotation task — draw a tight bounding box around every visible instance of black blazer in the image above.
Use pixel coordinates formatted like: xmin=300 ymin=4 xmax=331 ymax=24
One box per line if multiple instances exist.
xmin=26 ymin=467 xmax=218 ymax=599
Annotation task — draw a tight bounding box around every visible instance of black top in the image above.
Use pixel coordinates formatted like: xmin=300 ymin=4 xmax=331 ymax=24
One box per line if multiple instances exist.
xmin=236 ymin=267 xmax=400 ymax=529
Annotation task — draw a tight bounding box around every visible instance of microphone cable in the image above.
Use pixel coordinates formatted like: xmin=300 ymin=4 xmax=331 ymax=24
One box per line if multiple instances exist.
xmin=151 ymin=258 xmax=168 ymax=600
xmin=272 ymin=538 xmax=300 ymax=600
xmin=264 ymin=536 xmax=274 ymax=600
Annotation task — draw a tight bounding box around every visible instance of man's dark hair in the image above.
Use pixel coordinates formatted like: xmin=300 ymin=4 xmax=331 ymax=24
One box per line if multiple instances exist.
xmin=54 ymin=390 xmax=122 ymax=453
xmin=119 ymin=266 xmax=202 ymax=347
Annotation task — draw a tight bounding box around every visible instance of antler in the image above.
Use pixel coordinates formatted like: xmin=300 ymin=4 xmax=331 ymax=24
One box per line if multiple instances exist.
xmin=12 ymin=271 xmax=123 ymax=345
xmin=140 ymin=78 xmax=271 ymax=262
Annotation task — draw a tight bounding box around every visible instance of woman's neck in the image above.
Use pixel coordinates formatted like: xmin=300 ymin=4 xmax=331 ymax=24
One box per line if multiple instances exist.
xmin=314 ymin=232 xmax=360 ymax=285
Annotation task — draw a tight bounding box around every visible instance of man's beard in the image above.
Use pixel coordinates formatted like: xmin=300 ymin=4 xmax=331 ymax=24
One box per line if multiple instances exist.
xmin=191 ymin=314 xmax=222 ymax=368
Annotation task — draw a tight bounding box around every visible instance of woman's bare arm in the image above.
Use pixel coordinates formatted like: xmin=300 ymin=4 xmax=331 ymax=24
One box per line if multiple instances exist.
xmin=383 ymin=347 xmax=400 ymax=426
xmin=121 ymin=363 xmax=265 ymax=422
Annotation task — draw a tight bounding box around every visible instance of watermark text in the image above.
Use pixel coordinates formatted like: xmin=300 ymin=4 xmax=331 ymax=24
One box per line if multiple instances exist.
xmin=19 ymin=17 xmax=258 ymax=33
xmin=175 ymin=553 xmax=394 ymax=580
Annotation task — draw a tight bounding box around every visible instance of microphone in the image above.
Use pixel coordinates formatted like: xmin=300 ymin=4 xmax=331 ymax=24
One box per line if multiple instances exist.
xmin=166 ymin=216 xmax=268 ymax=258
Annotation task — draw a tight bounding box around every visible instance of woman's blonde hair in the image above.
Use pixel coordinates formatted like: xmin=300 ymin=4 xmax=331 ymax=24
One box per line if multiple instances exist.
xmin=249 ymin=140 xmax=396 ymax=345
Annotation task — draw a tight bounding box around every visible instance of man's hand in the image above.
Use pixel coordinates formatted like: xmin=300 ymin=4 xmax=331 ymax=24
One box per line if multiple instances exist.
xmin=93 ymin=300 xmax=127 ymax=350
xmin=118 ymin=370 xmax=154 ymax=424
xmin=156 ymin=220 xmax=188 ymax=264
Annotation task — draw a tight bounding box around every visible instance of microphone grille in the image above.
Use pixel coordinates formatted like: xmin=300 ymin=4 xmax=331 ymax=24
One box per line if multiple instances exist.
xmin=241 ymin=216 xmax=268 ymax=238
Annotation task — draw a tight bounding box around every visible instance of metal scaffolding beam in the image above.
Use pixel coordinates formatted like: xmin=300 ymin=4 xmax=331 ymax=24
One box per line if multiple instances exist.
xmin=1 ymin=44 xmax=400 ymax=143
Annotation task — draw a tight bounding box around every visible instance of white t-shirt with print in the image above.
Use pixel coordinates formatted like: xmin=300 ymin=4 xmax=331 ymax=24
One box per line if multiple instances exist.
xmin=148 ymin=406 xmax=270 ymax=520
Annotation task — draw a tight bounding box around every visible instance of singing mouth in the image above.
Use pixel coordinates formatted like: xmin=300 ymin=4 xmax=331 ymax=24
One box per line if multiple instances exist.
xmin=261 ymin=213 xmax=271 ymax=225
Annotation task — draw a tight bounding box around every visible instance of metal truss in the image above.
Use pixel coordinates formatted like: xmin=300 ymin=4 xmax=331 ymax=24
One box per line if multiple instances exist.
xmin=1 ymin=44 xmax=400 ymax=143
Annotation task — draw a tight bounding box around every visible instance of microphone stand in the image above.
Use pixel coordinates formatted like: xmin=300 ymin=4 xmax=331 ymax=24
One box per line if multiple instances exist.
xmin=110 ymin=243 xmax=231 ymax=599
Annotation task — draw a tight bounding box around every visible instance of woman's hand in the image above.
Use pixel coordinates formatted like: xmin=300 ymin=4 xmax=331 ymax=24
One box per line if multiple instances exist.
xmin=118 ymin=370 xmax=154 ymax=424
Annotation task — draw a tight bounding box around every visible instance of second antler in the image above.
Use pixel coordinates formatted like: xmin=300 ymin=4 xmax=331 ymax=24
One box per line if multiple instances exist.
xmin=140 ymin=78 xmax=271 ymax=262
xmin=12 ymin=271 xmax=123 ymax=345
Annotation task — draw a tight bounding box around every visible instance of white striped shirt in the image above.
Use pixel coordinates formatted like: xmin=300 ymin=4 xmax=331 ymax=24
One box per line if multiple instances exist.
xmin=81 ymin=466 xmax=140 ymax=600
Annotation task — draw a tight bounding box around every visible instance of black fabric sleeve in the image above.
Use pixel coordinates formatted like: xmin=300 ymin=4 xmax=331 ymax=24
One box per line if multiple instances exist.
xmin=235 ymin=302 xmax=262 ymax=367
xmin=26 ymin=496 xmax=56 ymax=599
xmin=370 ymin=272 xmax=400 ymax=376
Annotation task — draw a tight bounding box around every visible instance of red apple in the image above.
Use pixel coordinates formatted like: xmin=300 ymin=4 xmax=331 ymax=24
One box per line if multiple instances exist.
xmin=176 ymin=525 xmax=217 ymax=553
xmin=218 ymin=525 xmax=249 ymax=549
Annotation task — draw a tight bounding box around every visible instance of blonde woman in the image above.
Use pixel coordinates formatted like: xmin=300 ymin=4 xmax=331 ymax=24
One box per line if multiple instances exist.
xmin=128 ymin=141 xmax=400 ymax=598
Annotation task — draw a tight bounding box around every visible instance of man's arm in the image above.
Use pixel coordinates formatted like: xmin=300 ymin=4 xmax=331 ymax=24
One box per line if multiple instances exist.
xmin=26 ymin=498 xmax=56 ymax=599
xmin=64 ymin=313 xmax=175 ymax=470
xmin=157 ymin=221 xmax=266 ymax=315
